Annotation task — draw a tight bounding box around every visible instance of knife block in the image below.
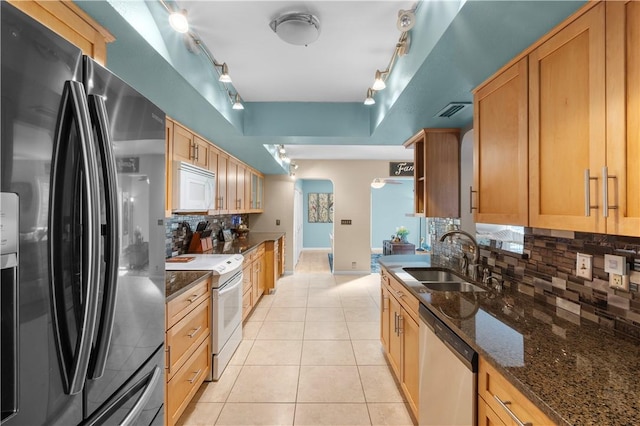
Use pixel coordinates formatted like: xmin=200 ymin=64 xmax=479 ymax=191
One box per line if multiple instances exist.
xmin=188 ymin=232 xmax=213 ymax=254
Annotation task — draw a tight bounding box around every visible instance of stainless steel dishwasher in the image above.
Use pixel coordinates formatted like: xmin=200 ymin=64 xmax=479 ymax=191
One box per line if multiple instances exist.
xmin=419 ymin=303 xmax=478 ymax=426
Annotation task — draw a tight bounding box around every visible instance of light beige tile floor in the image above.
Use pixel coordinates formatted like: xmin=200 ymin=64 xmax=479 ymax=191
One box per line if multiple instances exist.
xmin=177 ymin=250 xmax=414 ymax=426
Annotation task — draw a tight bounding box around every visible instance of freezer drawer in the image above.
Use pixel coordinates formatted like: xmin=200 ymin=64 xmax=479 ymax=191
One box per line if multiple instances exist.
xmin=82 ymin=346 xmax=164 ymax=426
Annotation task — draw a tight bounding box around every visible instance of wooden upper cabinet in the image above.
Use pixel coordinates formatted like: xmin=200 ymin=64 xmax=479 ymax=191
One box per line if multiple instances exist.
xmin=217 ymin=152 xmax=229 ymax=212
xmin=192 ymin=135 xmax=209 ymax=170
xmin=473 ymin=57 xmax=529 ymax=226
xmin=605 ymin=1 xmax=640 ymax=237
xmin=404 ymin=128 xmax=460 ymax=218
xmin=236 ymin=163 xmax=247 ymax=212
xmin=172 ymin=122 xmax=197 ymax=164
xmin=227 ymin=158 xmax=239 ymax=212
xmin=165 ymin=119 xmax=174 ymax=217
xmin=528 ymin=3 xmax=606 ymax=233
xmin=8 ymin=0 xmax=114 ymax=65
xmin=172 ymin=122 xmax=209 ymax=168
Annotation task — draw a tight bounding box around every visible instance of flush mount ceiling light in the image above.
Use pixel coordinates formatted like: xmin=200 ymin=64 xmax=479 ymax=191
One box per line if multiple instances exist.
xmin=269 ymin=12 xmax=320 ymax=46
xmin=169 ymin=9 xmax=189 ymax=33
xmin=397 ymin=9 xmax=416 ymax=32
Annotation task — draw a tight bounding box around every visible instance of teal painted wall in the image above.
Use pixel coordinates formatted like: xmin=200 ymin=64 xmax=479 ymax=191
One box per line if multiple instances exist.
xmin=302 ymin=180 xmax=334 ymax=248
xmin=371 ymin=180 xmax=420 ymax=248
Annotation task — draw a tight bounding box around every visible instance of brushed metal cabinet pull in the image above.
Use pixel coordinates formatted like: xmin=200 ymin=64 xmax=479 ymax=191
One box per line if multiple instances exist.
xmin=187 ymin=326 xmax=202 ymax=338
xmin=494 ymin=395 xmax=533 ymax=426
xmin=584 ymin=169 xmax=598 ymax=216
xmin=188 ymin=369 xmax=203 ymax=384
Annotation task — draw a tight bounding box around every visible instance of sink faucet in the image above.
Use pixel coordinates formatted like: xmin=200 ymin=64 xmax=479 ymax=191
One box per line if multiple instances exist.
xmin=439 ymin=230 xmax=480 ymax=279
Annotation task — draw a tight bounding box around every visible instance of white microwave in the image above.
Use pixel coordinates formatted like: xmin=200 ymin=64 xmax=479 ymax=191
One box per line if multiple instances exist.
xmin=172 ymin=161 xmax=216 ymax=212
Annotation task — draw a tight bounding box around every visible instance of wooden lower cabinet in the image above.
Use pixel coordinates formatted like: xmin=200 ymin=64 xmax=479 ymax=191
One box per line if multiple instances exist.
xmin=478 ymin=357 xmax=556 ymax=426
xmin=478 ymin=396 xmax=507 ymax=426
xmin=242 ymin=244 xmax=267 ymax=320
xmin=166 ymin=339 xmax=210 ymax=426
xmin=379 ymin=266 xmax=420 ymax=420
xmin=165 ymin=276 xmax=212 ymax=426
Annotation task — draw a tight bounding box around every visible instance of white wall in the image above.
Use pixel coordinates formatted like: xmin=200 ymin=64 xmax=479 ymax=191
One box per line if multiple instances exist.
xmin=253 ymin=160 xmax=390 ymax=274
xmin=250 ymin=174 xmax=296 ymax=272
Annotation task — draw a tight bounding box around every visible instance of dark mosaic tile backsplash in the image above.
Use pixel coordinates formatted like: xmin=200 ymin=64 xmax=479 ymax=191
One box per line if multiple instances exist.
xmin=165 ymin=214 xmax=249 ymax=257
xmin=432 ymin=221 xmax=640 ymax=339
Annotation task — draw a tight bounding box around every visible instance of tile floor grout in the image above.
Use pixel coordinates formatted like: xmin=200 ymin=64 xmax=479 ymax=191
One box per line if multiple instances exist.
xmin=177 ymin=250 xmax=414 ymax=426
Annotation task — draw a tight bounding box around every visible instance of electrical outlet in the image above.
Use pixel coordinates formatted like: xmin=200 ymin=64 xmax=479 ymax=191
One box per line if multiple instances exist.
xmin=576 ymin=253 xmax=593 ymax=280
xmin=610 ymin=273 xmax=630 ymax=291
xmin=351 ymin=261 xmax=357 ymax=269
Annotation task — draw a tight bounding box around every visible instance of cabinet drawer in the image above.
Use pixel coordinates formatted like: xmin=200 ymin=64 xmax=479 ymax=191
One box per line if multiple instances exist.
xmin=479 ymin=358 xmax=556 ymax=426
xmin=388 ymin=275 xmax=419 ymax=322
xmin=166 ymin=298 xmax=209 ymax=381
xmin=166 ymin=339 xmax=210 ymax=426
xmin=166 ymin=277 xmax=210 ymax=329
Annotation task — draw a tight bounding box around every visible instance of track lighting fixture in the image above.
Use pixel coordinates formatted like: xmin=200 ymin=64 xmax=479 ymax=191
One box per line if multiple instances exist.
xmin=278 ymin=145 xmax=286 ymax=154
xmin=169 ymin=9 xmax=189 ymax=33
xmin=364 ymin=88 xmax=376 ymax=105
xmin=159 ymin=0 xmax=244 ymax=112
xmin=365 ymin=6 xmax=418 ymax=102
xmin=216 ymin=62 xmax=232 ymax=83
xmin=397 ymin=9 xmax=416 ymax=32
xmin=372 ymin=70 xmax=387 ymax=91
xmin=232 ymin=94 xmax=244 ymax=110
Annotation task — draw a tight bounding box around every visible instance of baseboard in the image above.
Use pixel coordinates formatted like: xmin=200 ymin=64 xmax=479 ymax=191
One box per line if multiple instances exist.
xmin=333 ymin=270 xmax=374 ymax=275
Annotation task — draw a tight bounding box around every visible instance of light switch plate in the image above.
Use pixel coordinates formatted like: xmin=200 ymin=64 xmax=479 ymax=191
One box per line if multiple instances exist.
xmin=604 ymin=254 xmax=627 ymax=275
xmin=576 ymin=253 xmax=593 ymax=280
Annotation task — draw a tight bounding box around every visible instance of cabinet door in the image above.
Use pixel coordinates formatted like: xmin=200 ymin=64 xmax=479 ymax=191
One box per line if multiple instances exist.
xmin=380 ymin=285 xmax=391 ymax=353
xmin=217 ymin=153 xmax=229 ymax=212
xmin=388 ymin=295 xmax=402 ymax=378
xmin=237 ymin=163 xmax=247 ymax=211
xmin=192 ymin=135 xmax=209 ymax=169
xmin=172 ymin=123 xmax=196 ymax=164
xmin=400 ymin=311 xmax=419 ymax=418
xmin=529 ymin=4 xmax=606 ymax=233
xmin=7 ymin=0 xmax=114 ymax=65
xmin=474 ymin=57 xmax=529 ymax=226
xmin=227 ymin=158 xmax=238 ymax=212
xmin=606 ymin=1 xmax=640 ymax=237
xmin=165 ymin=119 xmax=174 ymax=217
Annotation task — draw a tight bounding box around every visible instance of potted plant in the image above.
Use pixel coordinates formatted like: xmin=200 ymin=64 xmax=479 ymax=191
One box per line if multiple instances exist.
xmin=395 ymin=226 xmax=410 ymax=243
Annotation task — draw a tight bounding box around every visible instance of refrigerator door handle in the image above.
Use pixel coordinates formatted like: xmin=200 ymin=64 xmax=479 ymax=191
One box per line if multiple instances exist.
xmin=49 ymin=80 xmax=102 ymax=395
xmin=87 ymin=94 xmax=120 ymax=380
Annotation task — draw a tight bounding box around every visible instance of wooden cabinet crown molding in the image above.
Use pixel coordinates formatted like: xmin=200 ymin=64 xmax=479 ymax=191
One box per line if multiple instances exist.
xmin=8 ymin=0 xmax=115 ymax=65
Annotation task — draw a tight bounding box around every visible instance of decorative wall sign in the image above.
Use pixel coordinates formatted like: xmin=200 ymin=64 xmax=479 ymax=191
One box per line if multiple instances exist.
xmin=308 ymin=192 xmax=334 ymax=223
xmin=389 ymin=162 xmax=414 ymax=177
xmin=116 ymin=157 xmax=140 ymax=173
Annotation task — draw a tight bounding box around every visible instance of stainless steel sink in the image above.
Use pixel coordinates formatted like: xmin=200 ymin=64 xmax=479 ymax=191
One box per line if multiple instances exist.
xmin=403 ymin=268 xmax=462 ymax=282
xmin=421 ymin=281 xmax=486 ymax=293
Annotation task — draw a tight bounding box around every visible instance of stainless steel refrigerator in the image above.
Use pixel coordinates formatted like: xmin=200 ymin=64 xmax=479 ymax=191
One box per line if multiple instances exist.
xmin=1 ymin=3 xmax=165 ymax=425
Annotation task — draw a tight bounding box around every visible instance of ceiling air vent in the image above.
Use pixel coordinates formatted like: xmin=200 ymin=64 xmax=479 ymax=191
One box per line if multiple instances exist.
xmin=434 ymin=102 xmax=471 ymax=118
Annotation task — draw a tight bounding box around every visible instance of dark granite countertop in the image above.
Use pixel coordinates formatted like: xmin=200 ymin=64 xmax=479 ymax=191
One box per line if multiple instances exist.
xmin=166 ymin=270 xmax=212 ymax=302
xmin=205 ymin=232 xmax=285 ymax=255
xmin=379 ymin=254 xmax=640 ymax=426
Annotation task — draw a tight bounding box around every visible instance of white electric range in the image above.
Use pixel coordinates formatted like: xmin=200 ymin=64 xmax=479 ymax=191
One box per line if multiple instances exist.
xmin=166 ymin=254 xmax=244 ymax=380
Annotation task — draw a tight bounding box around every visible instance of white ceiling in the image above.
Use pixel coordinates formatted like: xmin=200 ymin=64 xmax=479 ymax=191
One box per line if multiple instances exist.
xmin=178 ymin=1 xmax=415 ymax=103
